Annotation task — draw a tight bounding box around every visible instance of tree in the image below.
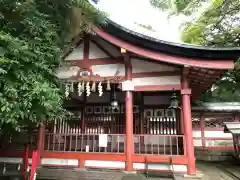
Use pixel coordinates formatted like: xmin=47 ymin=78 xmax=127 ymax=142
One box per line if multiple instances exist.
xmin=0 ymin=0 xmax=106 ymax=132
xmin=150 ymin=0 xmax=208 ymax=15
xmin=181 ymin=0 xmax=240 ymax=47
xmin=150 ymin=0 xmax=240 ymax=102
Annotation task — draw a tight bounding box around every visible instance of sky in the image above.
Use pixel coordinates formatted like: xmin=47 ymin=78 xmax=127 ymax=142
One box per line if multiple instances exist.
xmin=90 ymin=0 xmax=189 ymax=43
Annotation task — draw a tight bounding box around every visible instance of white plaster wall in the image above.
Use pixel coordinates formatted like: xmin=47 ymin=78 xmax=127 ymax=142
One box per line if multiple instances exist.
xmin=133 ymin=163 xmax=187 ymax=172
xmin=65 ymin=41 xmax=111 ymax=60
xmin=41 ymin=158 xmax=78 ymax=166
xmin=85 ymin=160 xmax=125 ymax=169
xmin=65 ymin=43 xmax=84 ymax=60
xmin=91 ymin=64 xmax=125 ymax=77
xmin=205 ymin=131 xmax=232 ymax=138
xmin=89 ymin=42 xmax=109 ymax=59
xmin=93 ymin=37 xmax=121 ymax=57
xmin=192 ymin=130 xmax=232 ymax=138
xmin=131 ymin=58 xmax=179 ymax=73
xmin=133 ymin=76 xmax=180 ymax=86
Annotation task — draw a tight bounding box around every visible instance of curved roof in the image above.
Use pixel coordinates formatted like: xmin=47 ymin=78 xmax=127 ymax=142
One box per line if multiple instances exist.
xmin=101 ymin=19 xmax=240 ymax=60
xmin=192 ymin=102 xmax=240 ymax=112
xmin=94 ymin=26 xmax=234 ymax=69
xmin=224 ymin=122 xmax=240 ymax=134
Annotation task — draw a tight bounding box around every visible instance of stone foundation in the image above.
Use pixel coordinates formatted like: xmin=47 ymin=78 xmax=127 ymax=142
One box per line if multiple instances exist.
xmin=195 ymin=148 xmax=234 ymax=161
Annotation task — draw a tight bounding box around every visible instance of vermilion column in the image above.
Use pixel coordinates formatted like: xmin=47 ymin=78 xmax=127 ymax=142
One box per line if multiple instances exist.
xmin=30 ymin=150 xmax=38 ymax=180
xmin=200 ymin=113 xmax=206 ymax=148
xmin=124 ymin=53 xmax=134 ymax=172
xmin=180 ymin=107 xmax=184 ymax=134
xmin=182 ymin=75 xmax=196 ymax=175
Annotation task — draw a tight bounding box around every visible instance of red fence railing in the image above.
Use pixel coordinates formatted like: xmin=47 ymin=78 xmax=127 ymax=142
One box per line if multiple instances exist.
xmin=44 ymin=133 xmax=125 ymax=153
xmin=133 ymin=134 xmax=185 ymax=155
xmin=44 ymin=133 xmax=185 ymax=156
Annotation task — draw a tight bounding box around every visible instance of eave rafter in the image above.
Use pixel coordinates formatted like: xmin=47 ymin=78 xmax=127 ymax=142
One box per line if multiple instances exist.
xmin=188 ymin=67 xmax=225 ymax=99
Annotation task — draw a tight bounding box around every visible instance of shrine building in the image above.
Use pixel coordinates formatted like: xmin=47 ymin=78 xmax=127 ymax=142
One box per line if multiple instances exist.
xmin=1 ymin=20 xmax=240 ymax=176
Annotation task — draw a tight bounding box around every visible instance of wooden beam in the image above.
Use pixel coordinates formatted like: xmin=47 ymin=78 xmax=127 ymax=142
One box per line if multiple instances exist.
xmin=134 ymin=84 xmax=181 ymax=91
xmin=70 ymin=57 xmax=123 ymax=66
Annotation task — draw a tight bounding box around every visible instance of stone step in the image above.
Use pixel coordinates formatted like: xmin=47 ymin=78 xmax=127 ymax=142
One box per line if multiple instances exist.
xmin=37 ymin=167 xmax=125 ymax=180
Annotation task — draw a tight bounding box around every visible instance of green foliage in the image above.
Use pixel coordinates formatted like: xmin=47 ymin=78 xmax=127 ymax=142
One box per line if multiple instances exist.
xmin=150 ymin=0 xmax=207 ymax=15
xmin=0 ymin=0 xmax=105 ymax=132
xmin=181 ymin=0 xmax=240 ymax=47
xmin=181 ymin=0 xmax=240 ymax=102
xmin=200 ymin=61 xmax=240 ymax=102
xmin=150 ymin=0 xmax=240 ymax=102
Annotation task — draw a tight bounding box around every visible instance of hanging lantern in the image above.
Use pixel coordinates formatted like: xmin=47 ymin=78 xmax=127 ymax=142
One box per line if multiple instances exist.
xmin=110 ymin=84 xmax=119 ymax=111
xmin=65 ymin=83 xmax=70 ymax=98
xmin=91 ymin=81 xmax=96 ymax=92
xmin=169 ymin=92 xmax=179 ymax=109
xmin=106 ymin=80 xmax=111 ymax=91
xmin=110 ymin=99 xmax=119 ymax=111
xmin=77 ymin=82 xmax=82 ymax=96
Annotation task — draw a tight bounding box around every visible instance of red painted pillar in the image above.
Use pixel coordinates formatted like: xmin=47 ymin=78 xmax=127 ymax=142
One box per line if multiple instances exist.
xmin=124 ymin=53 xmax=134 ymax=172
xmin=180 ymin=107 xmax=184 ymax=134
xmin=125 ymin=91 xmax=134 ymax=171
xmin=30 ymin=150 xmax=38 ymax=180
xmin=23 ymin=144 xmax=29 ymax=180
xmin=200 ymin=113 xmax=206 ymax=148
xmin=181 ymin=75 xmax=196 ymax=175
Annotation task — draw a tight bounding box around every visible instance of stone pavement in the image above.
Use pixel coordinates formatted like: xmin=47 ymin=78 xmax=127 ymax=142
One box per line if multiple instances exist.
xmin=36 ymin=161 xmax=240 ymax=180
xmin=36 ymin=167 xmax=174 ymax=180
xmin=37 ymin=167 xmax=124 ymax=180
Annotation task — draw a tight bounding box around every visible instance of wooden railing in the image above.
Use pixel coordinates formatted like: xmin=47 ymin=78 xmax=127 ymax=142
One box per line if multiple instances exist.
xmin=133 ymin=134 xmax=185 ymax=155
xmin=44 ymin=133 xmax=185 ymax=156
xmin=44 ymin=133 xmax=125 ymax=153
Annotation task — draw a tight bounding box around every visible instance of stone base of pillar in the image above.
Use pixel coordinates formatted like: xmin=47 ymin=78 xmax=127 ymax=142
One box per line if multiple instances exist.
xmin=123 ymin=171 xmax=137 ymax=174
xmin=183 ymin=170 xmax=204 ymax=179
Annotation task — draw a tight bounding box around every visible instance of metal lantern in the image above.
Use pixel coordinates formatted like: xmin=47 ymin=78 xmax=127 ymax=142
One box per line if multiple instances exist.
xmin=110 ymin=99 xmax=119 ymax=110
xmin=169 ymin=93 xmax=179 ymax=109
xmin=110 ymin=84 xmax=119 ymax=111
